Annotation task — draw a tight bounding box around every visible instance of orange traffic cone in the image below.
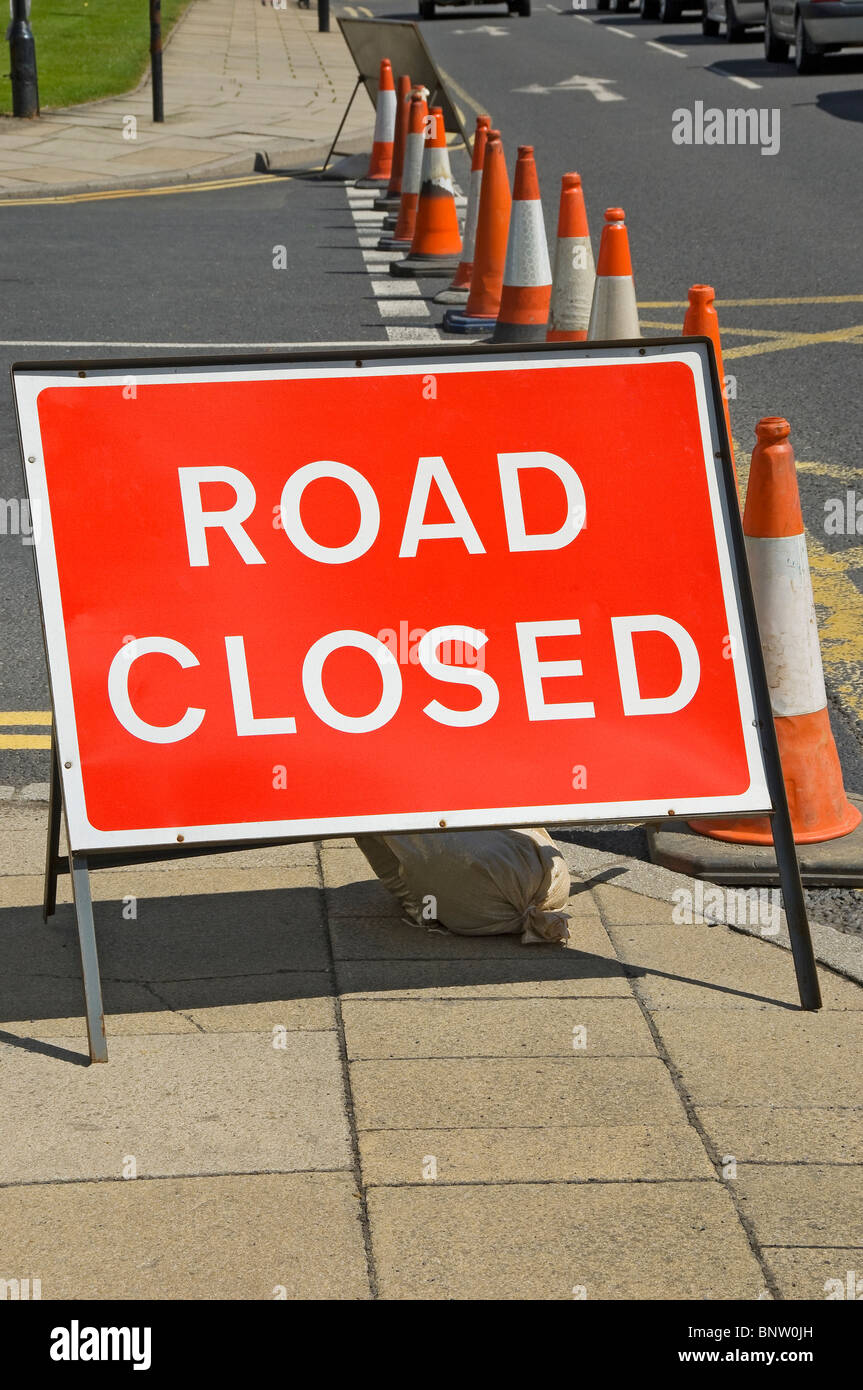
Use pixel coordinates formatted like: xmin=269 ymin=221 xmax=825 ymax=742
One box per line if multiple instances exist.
xmin=441 ymin=129 xmax=511 ymax=334
xmin=355 ymin=59 xmax=397 ymax=189
xmin=390 ymin=106 xmax=462 ymax=278
xmin=434 ymin=115 xmax=491 ymax=306
xmin=587 ymin=208 xmax=640 ymax=341
xmin=491 ymin=146 xmax=551 ymax=342
xmin=379 ymin=90 xmax=428 ymax=251
xmin=692 ymin=418 xmax=861 ymax=847
xmin=683 ymin=284 xmax=738 ymax=497
xmin=547 ymin=173 xmax=595 ymax=342
xmin=374 ymin=74 xmax=411 ymax=212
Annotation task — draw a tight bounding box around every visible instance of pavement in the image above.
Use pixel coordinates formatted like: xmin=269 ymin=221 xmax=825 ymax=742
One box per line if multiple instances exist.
xmin=0 ymin=0 xmax=374 ymax=199
xmin=1 ymin=799 xmax=862 ymax=1300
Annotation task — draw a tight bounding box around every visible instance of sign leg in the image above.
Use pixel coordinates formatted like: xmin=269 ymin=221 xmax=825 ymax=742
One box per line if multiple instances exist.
xmin=69 ymin=853 xmax=109 ymax=1062
xmin=320 ymin=76 xmax=363 ymax=174
xmin=771 ymin=807 xmax=822 ymax=1010
xmin=42 ymin=740 xmax=62 ymax=922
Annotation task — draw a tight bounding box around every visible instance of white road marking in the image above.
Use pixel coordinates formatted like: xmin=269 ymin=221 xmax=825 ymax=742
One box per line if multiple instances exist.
xmin=452 ymin=25 xmax=509 ymax=34
xmin=709 ymin=65 xmax=762 ymax=89
xmin=376 ymin=299 xmax=432 ymax=319
xmin=646 ymin=40 xmax=687 ymax=56
xmin=370 ymin=279 xmax=423 ymax=296
xmin=358 ymin=6 xmax=374 ymax=15
xmin=342 ymin=6 xmax=359 ymax=17
xmin=574 ymin=11 xmax=593 ymax=18
xmin=607 ymin=26 xmax=635 ymax=37
xmin=515 ymin=74 xmax=624 ymax=101
xmin=385 ymin=326 xmax=443 ymax=343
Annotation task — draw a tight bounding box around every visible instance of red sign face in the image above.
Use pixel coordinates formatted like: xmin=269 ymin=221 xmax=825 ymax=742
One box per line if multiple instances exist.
xmin=16 ymin=347 xmax=769 ymax=851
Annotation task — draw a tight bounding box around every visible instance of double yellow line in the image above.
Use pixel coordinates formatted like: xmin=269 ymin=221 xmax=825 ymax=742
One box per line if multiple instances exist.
xmin=0 ymin=712 xmax=52 ymax=749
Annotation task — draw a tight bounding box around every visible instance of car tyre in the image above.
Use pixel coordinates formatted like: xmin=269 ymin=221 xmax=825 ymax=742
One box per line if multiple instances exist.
xmin=725 ymin=0 xmax=746 ymax=39
xmin=639 ymin=0 xmax=660 ymax=14
xmin=613 ymin=0 xmax=633 ymax=9
xmin=763 ymin=6 xmax=789 ymax=58
xmin=419 ymin=0 xmax=435 ymax=16
xmin=795 ymin=10 xmax=822 ymax=70
xmin=596 ymin=0 xmax=611 ymax=10
xmin=702 ymin=1 xmax=720 ymax=34
xmin=658 ymin=0 xmax=682 ymax=22
xmin=518 ymin=0 xmax=531 ymax=13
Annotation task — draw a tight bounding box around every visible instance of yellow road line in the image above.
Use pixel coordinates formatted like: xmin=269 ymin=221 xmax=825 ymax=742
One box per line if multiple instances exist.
xmin=724 ymin=324 xmax=863 ymax=360
xmin=639 ymin=319 xmax=791 ymax=339
xmin=0 ymin=712 xmax=52 ymax=725
xmin=0 ymin=733 xmax=52 ymax=749
xmin=639 ymin=296 xmax=863 ymax=308
xmin=0 ymin=172 xmax=282 ymax=209
xmin=797 ymin=459 xmax=861 ymax=485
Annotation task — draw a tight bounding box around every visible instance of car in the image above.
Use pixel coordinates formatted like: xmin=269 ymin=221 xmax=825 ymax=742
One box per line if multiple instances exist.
xmin=764 ymin=0 xmax=863 ymax=69
xmin=702 ymin=0 xmax=766 ymax=38
xmin=418 ymin=0 xmax=531 ymax=14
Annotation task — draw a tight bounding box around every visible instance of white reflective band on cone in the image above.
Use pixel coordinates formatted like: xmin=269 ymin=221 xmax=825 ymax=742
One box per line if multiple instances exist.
xmin=587 ymin=276 xmax=640 ymax=340
xmin=550 ymin=235 xmax=595 ymax=333
xmin=745 ymin=533 xmax=828 ymax=718
xmin=373 ymin=88 xmax=397 ymax=144
xmin=402 ymin=133 xmax=425 ymax=196
xmin=503 ymin=200 xmax=552 ymax=288
xmin=461 ymin=168 xmax=483 ymax=261
xmin=425 ymin=146 xmax=456 ymax=195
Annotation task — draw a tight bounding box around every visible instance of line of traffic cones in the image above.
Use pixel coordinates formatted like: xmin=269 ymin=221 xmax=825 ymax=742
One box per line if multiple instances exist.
xmin=390 ymin=106 xmax=462 ymax=279
xmin=352 ymin=61 xmax=861 ymax=877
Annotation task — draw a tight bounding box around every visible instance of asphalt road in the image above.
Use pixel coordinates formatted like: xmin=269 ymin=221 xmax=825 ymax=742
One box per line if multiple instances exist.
xmin=0 ymin=1 xmax=860 ymax=920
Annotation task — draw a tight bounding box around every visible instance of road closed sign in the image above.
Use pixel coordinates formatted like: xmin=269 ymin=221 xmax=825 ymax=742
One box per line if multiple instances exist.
xmin=14 ymin=342 xmax=771 ymax=852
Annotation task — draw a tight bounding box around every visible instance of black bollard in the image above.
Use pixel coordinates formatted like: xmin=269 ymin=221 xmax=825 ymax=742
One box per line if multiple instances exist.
xmin=8 ymin=0 xmax=39 ymax=119
xmin=150 ymin=0 xmax=164 ymax=122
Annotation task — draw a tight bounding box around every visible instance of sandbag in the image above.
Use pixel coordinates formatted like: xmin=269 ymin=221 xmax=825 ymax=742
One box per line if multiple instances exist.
xmin=354 ymin=827 xmax=570 ymax=944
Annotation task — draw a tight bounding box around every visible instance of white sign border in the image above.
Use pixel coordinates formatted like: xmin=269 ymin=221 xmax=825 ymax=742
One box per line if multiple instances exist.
xmin=13 ymin=343 xmax=771 ymax=852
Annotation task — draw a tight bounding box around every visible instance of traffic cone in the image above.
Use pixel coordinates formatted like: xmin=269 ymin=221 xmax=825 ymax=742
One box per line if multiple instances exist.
xmin=374 ymin=74 xmax=411 ymax=211
xmin=390 ymin=106 xmax=462 ymax=278
xmin=355 ymin=59 xmax=397 ymax=189
xmin=587 ymin=208 xmax=640 ymax=341
xmin=689 ymin=418 xmax=861 ymax=848
xmin=379 ymin=90 xmax=428 ymax=251
xmin=434 ymin=115 xmax=491 ymax=306
xmin=441 ymin=129 xmax=511 ymax=334
xmin=683 ymin=284 xmax=738 ymax=498
xmin=547 ymin=173 xmax=595 ymax=342
xmin=491 ymin=147 xmax=551 ymax=342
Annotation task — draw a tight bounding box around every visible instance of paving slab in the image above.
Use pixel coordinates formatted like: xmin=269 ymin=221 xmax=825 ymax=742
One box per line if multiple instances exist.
xmin=155 ymin=971 xmax=335 ymax=1032
xmin=368 ymin=1184 xmax=764 ymax=1300
xmin=328 ymin=909 xmax=610 ymax=961
xmin=733 ymin=1166 xmax=863 ymax=1247
xmin=0 ymin=1032 xmax=349 ymax=1182
xmin=350 ymin=1056 xmax=686 ymax=1131
xmin=335 ymin=955 xmax=633 ymax=1000
xmin=763 ymin=1248 xmax=863 ymax=1301
xmin=359 ymin=1121 xmax=715 ymax=1185
xmin=341 ymin=998 xmax=656 ymax=1060
xmin=653 ymin=1009 xmax=863 ymax=1107
xmin=695 ymin=1107 xmax=863 ymax=1165
xmin=606 ymin=923 xmax=863 ymax=1010
xmin=0 ymin=1173 xmax=370 ymax=1299
xmin=0 ymin=975 xmax=196 ymax=1036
